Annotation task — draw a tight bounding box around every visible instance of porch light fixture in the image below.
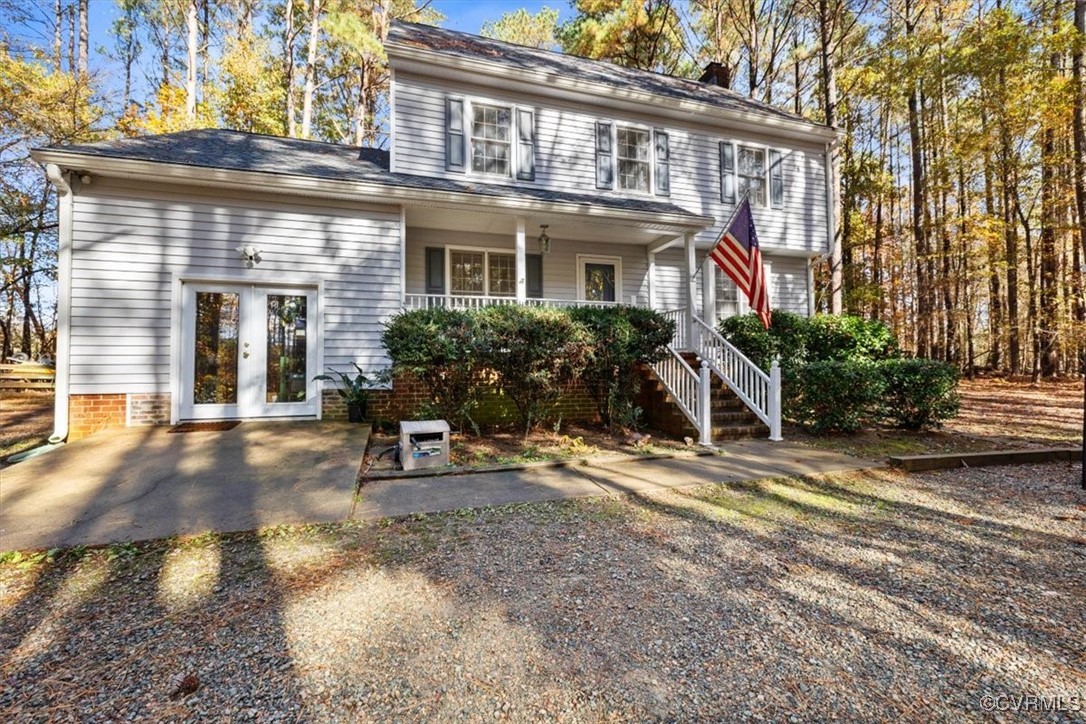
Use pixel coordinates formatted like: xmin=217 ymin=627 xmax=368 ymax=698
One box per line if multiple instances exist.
xmin=538 ymin=225 xmax=551 ymax=255
xmin=236 ymin=244 xmax=263 ymax=268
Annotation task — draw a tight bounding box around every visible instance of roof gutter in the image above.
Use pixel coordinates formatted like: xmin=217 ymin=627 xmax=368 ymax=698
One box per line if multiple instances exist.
xmin=386 ymin=42 xmax=839 ymax=144
xmin=44 ymin=163 xmax=72 ymax=444
xmin=31 ymin=150 xmax=713 ymax=233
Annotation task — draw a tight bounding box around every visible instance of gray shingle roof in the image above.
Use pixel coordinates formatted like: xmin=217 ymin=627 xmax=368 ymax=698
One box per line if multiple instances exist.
xmin=387 ymin=21 xmax=815 ymax=127
xmin=41 ymin=129 xmax=705 ymax=220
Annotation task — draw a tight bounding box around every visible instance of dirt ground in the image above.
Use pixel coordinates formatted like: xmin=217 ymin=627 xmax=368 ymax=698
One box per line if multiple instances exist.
xmin=791 ymin=376 xmax=1083 ymax=459
xmin=367 ymin=422 xmax=690 ymax=473
xmin=0 ymin=392 xmax=54 ymax=459
xmin=1 ymin=463 xmax=1082 ymax=721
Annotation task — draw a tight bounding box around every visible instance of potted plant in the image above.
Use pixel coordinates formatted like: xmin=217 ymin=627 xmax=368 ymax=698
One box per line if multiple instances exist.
xmin=313 ymin=364 xmax=386 ymax=423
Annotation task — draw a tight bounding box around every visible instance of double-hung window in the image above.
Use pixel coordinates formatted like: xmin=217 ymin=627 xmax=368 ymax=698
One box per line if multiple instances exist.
xmin=616 ymin=126 xmax=652 ymax=192
xmin=737 ymin=146 xmax=767 ymax=206
xmin=449 ymin=249 xmax=516 ymax=297
xmin=722 ymin=141 xmax=786 ymax=207
xmin=598 ymin=122 xmax=668 ymax=194
xmin=471 ymin=104 xmax=512 ymax=176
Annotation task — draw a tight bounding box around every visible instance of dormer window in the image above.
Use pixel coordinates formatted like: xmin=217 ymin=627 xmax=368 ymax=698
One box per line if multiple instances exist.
xmin=471 ymin=104 xmax=512 ymax=176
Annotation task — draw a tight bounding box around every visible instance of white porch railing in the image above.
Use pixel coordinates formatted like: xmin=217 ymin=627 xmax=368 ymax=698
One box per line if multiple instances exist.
xmin=662 ymin=308 xmax=689 ymax=350
xmin=692 ymin=315 xmax=782 ymax=441
xmin=403 ymin=294 xmax=627 ymax=311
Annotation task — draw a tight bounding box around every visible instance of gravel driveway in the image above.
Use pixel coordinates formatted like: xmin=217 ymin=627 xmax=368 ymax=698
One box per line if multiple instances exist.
xmin=2 ymin=463 xmax=1084 ymax=721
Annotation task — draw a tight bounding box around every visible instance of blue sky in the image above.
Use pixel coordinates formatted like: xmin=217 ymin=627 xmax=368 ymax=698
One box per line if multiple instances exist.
xmin=35 ymin=1 xmax=568 ymax=102
xmin=70 ymin=1 xmax=567 ymax=51
xmin=435 ymin=1 xmax=569 ymax=32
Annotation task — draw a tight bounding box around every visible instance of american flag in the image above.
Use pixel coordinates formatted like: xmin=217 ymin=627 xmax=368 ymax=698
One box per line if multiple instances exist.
xmin=708 ymin=198 xmax=771 ymax=329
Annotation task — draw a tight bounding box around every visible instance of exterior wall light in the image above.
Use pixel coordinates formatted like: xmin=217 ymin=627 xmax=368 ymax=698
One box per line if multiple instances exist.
xmin=236 ymin=245 xmax=263 ymax=268
xmin=538 ymin=225 xmax=551 ymax=255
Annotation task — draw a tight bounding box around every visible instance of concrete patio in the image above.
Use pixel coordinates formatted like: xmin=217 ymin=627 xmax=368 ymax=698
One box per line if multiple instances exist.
xmin=0 ymin=422 xmax=370 ymax=551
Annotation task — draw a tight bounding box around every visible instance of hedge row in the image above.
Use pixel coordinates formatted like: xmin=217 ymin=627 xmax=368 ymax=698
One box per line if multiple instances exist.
xmin=791 ymin=358 xmax=961 ymax=433
xmin=381 ymin=305 xmax=674 ymax=433
xmin=721 ymin=311 xmax=960 ymax=433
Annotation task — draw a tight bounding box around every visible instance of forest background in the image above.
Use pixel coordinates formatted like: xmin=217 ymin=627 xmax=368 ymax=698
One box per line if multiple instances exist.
xmin=4 ymin=0 xmax=1085 ymax=380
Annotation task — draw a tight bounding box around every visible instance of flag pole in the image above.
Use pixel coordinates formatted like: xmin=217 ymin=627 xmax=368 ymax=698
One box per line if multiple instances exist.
xmin=691 ymin=193 xmax=750 ymax=281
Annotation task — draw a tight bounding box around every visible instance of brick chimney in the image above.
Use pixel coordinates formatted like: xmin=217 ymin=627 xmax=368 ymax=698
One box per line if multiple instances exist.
xmin=699 ymin=62 xmax=731 ymax=90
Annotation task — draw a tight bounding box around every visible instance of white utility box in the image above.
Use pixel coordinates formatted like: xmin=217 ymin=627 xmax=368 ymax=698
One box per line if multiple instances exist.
xmin=399 ymin=419 xmax=451 ymax=471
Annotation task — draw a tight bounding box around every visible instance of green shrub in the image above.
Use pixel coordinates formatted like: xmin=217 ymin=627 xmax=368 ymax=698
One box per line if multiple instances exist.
xmin=568 ymin=306 xmax=674 ymax=429
xmin=717 ymin=309 xmax=809 ymax=371
xmin=474 ymin=305 xmax=592 ymax=433
xmin=381 ymin=307 xmax=481 ymax=430
xmin=806 ymin=314 xmax=898 ymax=363
xmin=878 ymin=358 xmax=960 ymax=430
xmin=719 ymin=311 xmax=897 ymax=368
xmin=789 ymin=360 xmax=885 ymax=433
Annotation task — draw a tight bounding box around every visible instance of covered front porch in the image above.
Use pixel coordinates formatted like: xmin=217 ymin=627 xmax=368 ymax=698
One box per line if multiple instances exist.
xmin=396 ymin=202 xmax=782 ymax=444
xmin=401 ymin=204 xmax=710 ymax=322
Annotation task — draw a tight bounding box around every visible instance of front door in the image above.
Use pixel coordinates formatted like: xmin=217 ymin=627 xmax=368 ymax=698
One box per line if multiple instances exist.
xmin=180 ymin=283 xmax=318 ymax=421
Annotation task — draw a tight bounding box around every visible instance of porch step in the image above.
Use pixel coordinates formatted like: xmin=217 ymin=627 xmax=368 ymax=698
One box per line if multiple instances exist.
xmin=636 ymin=362 xmax=768 ymax=442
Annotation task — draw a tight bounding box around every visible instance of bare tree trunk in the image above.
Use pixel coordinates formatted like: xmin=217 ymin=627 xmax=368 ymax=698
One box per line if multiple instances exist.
xmin=53 ymin=0 xmax=63 ymax=72
xmin=301 ymin=0 xmax=323 ymax=140
xmin=908 ymin=79 xmax=929 ymax=357
xmin=1000 ymin=80 xmax=1021 ymax=374
xmin=1040 ymin=114 xmax=1061 ymax=376
xmin=201 ymin=0 xmax=211 ymax=93
xmin=186 ymin=0 xmax=198 ymax=122
xmin=1073 ymin=0 xmax=1086 ymax=373
xmin=285 ymin=0 xmax=297 ymax=137
xmin=67 ymin=4 xmax=75 ymax=75
xmin=353 ymin=63 xmax=370 ymax=147
xmin=77 ymin=0 xmax=87 ymax=75
xmin=819 ymin=0 xmax=843 ymax=314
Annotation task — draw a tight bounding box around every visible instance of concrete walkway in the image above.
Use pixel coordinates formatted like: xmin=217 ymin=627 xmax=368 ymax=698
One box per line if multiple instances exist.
xmin=1 ymin=422 xmax=370 ymax=551
xmin=353 ymin=440 xmax=883 ymax=520
xmin=2 ymin=427 xmax=880 ymax=551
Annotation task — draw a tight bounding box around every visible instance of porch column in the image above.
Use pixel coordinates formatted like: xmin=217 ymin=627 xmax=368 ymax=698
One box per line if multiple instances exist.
xmin=702 ymin=256 xmax=716 ymax=327
xmin=647 ymin=252 xmax=657 ymax=309
xmin=684 ymin=231 xmax=697 ymax=349
xmin=515 ymin=217 xmax=527 ymax=303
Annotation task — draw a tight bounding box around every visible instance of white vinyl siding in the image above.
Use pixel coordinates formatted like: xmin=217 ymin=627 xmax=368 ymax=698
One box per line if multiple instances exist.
xmin=68 ymin=179 xmax=402 ymax=395
xmin=392 ymin=71 xmax=829 ymax=256
xmin=652 ymin=248 xmax=810 ymax=318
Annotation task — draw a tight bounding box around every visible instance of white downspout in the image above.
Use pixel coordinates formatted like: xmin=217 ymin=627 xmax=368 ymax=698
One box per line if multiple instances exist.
xmin=46 ymin=163 xmax=72 ymax=444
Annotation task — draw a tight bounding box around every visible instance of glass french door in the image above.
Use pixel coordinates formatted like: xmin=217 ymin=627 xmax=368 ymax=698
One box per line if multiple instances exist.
xmin=180 ymin=284 xmax=318 ymax=420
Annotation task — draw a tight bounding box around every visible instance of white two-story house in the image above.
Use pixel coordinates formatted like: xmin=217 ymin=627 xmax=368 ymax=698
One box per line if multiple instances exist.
xmin=32 ymin=21 xmax=837 ymax=442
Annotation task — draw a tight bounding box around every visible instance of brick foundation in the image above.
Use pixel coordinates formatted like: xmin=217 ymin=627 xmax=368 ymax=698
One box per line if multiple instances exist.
xmin=68 ymin=393 xmax=172 ymax=441
xmin=128 ymin=393 xmax=171 ymax=426
xmin=321 ymin=370 xmax=599 ymax=428
xmin=68 ymin=394 xmax=128 ymax=441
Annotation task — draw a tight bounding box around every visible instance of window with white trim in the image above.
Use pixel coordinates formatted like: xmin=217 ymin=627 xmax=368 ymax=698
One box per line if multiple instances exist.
xmin=616 ymin=126 xmax=651 ymax=192
xmin=738 ymin=146 xmax=767 ymax=206
xmin=449 ymin=249 xmax=516 ymax=296
xmin=471 ymin=104 xmax=512 ymax=176
xmin=716 ymin=273 xmax=742 ymax=319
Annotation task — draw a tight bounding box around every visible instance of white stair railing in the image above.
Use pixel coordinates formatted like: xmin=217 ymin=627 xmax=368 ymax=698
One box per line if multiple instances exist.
xmin=650 ymin=346 xmax=709 ymax=442
xmin=692 ymin=315 xmax=782 ymax=441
